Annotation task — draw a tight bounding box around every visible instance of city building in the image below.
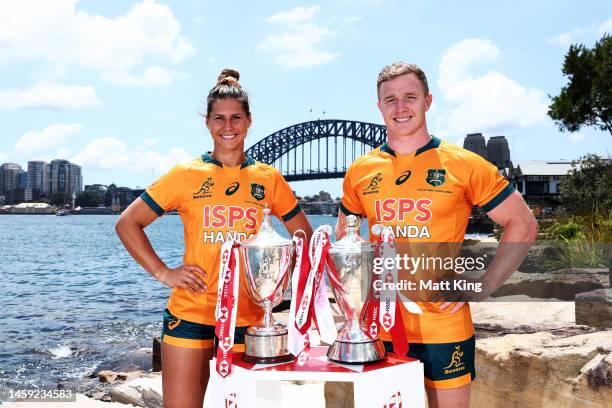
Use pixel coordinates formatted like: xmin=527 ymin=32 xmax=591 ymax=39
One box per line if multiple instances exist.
xmin=27 ymin=161 xmax=51 ymax=199
xmin=1 ymin=163 xmax=25 ymax=204
xmin=510 ymin=160 xmax=574 ymax=207
xmin=1 ymin=163 xmax=23 ymax=194
xmin=50 ymin=159 xmax=83 ymax=197
xmin=463 ymin=133 xmax=488 ymax=159
xmin=487 ymin=136 xmax=511 ymax=169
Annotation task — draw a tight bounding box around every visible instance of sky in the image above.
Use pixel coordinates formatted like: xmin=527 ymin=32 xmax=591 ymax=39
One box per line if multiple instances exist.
xmin=0 ymin=0 xmax=610 ymax=198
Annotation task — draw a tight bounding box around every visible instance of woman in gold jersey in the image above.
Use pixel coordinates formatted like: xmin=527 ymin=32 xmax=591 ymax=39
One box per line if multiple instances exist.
xmin=116 ymin=69 xmax=312 ymax=408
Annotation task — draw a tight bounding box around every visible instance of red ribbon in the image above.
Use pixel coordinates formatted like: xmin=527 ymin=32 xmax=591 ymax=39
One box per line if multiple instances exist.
xmin=214 ymin=241 xmax=240 ymax=378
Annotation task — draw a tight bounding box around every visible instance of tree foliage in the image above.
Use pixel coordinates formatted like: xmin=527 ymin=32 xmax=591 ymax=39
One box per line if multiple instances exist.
xmin=559 ymin=154 xmax=612 ymax=217
xmin=76 ymin=191 xmax=101 ymax=207
xmin=548 ymin=34 xmax=612 ymax=136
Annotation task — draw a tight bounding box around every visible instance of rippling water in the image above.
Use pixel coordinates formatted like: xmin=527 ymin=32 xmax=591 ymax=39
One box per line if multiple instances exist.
xmin=0 ymin=214 xmax=346 ymax=390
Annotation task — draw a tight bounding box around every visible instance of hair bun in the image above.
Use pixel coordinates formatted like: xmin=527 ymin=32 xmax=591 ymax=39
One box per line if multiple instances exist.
xmin=217 ymin=68 xmax=241 ymax=87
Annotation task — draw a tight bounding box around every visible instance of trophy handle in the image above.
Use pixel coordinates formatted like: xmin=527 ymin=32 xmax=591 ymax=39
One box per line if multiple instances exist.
xmin=293 ymin=229 xmax=307 ymax=240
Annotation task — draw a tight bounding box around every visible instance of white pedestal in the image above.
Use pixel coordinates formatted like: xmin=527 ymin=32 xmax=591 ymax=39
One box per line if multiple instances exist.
xmin=205 ymin=346 xmax=425 ymax=407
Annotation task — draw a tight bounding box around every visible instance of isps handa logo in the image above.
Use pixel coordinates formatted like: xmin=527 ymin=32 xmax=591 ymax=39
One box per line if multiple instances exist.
xmin=383 ymin=391 xmax=402 ymax=408
xmin=193 ymin=177 xmax=214 ymax=199
xmin=224 ymin=392 xmax=238 ymax=408
xmin=443 ymin=345 xmax=466 ymax=375
xmin=363 ymin=172 xmax=383 ymax=195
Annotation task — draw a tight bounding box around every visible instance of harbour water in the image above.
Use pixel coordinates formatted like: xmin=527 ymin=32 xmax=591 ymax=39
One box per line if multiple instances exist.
xmin=0 ymin=214 xmax=345 ymax=391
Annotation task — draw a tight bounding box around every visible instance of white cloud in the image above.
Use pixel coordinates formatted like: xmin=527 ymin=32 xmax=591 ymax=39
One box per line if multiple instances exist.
xmin=568 ymin=132 xmax=586 ymax=143
xmin=598 ymin=18 xmax=612 ymax=36
xmin=434 ymin=38 xmax=549 ymax=138
xmin=549 ymin=28 xmax=583 ymax=48
xmin=550 ymin=32 xmax=572 ymax=48
xmin=260 ymin=7 xmax=339 ymax=68
xmin=71 ymin=137 xmax=191 ymax=174
xmin=0 ymin=82 xmax=99 ymax=110
xmin=0 ymin=0 xmax=195 ymax=83
xmin=15 ymin=123 xmax=83 ymax=155
xmin=267 ymin=6 xmax=320 ymax=25
xmin=102 ymin=67 xmax=176 ymax=87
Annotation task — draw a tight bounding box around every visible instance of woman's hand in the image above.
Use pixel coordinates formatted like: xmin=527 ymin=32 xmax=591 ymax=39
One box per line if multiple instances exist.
xmin=157 ymin=265 xmax=208 ymax=294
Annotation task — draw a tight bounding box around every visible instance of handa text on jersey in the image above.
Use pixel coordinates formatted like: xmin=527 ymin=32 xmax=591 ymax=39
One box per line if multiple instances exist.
xmin=203 ymin=230 xmax=254 ymax=243
xmin=203 ymin=205 xmax=258 ymax=230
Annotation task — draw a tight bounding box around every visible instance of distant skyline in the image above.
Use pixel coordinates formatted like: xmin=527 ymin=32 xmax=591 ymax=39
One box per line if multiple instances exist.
xmin=0 ymin=1 xmax=611 ymax=197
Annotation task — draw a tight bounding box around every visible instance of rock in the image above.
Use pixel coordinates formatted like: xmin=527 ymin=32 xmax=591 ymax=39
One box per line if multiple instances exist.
xmin=491 ymin=270 xmax=605 ymax=300
xmin=111 ymin=374 xmax=163 ymax=408
xmin=152 ymin=337 xmax=161 ymax=372
xmin=472 ymin=330 xmax=612 ymax=407
xmin=576 ymin=289 xmax=612 ymax=328
xmin=97 ymin=370 xmax=118 ymax=384
xmin=471 ymin=299 xmax=576 ymax=333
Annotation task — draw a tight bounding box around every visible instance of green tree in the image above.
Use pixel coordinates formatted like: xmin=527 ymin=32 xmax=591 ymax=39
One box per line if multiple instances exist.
xmin=548 ymin=34 xmax=612 ymax=136
xmin=76 ymin=191 xmax=101 ymax=207
xmin=559 ymin=154 xmax=612 ymax=217
xmin=50 ymin=192 xmax=67 ymax=206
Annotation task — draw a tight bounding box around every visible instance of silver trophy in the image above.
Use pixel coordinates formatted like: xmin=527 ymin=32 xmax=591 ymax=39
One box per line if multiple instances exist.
xmin=327 ymin=215 xmax=386 ymax=364
xmin=240 ymin=208 xmax=294 ymax=364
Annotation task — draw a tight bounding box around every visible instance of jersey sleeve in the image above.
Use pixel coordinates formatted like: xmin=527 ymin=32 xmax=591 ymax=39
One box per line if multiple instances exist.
xmin=340 ymin=164 xmax=365 ymax=217
xmin=271 ymin=170 xmax=301 ymax=222
xmin=140 ymin=165 xmax=185 ymax=216
xmin=465 ymin=154 xmax=515 ymax=213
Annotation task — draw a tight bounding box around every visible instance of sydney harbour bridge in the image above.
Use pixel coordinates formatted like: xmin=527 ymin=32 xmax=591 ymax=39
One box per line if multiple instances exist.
xmin=245 ymin=119 xmax=387 ymax=181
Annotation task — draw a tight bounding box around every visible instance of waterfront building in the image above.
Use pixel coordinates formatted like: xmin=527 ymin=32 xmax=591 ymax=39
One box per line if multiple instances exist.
xmin=0 ymin=163 xmax=23 ymax=194
xmin=510 ymin=160 xmax=574 ymax=207
xmin=49 ymin=159 xmax=83 ymax=197
xmin=27 ymin=161 xmax=51 ymax=198
xmin=487 ymin=136 xmax=511 ymax=169
xmin=463 ymin=133 xmax=488 ymax=159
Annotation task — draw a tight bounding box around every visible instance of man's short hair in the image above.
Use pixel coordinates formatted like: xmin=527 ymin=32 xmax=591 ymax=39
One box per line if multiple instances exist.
xmin=377 ymin=61 xmax=429 ymax=97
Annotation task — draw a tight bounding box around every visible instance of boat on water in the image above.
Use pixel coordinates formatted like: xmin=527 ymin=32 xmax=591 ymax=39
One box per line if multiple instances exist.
xmin=55 ymin=209 xmax=71 ymax=216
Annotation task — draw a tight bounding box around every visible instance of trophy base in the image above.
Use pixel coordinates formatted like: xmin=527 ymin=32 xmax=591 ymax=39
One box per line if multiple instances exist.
xmin=243 ymin=329 xmax=294 ymax=365
xmin=327 ymin=338 xmax=387 ymax=364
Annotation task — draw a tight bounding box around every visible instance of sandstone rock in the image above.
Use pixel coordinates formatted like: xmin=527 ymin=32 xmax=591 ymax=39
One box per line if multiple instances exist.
xmin=491 ymin=270 xmax=605 ymax=300
xmin=472 ymin=330 xmax=612 ymax=407
xmin=111 ymin=374 xmax=163 ymax=408
xmin=575 ymin=289 xmax=612 ymax=328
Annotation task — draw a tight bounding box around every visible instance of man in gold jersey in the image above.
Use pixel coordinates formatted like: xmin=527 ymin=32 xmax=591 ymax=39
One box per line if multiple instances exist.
xmin=337 ymin=62 xmax=538 ymax=408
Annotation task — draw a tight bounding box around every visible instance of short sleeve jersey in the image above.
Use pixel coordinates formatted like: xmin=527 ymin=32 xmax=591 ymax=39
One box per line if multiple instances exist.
xmin=341 ymin=136 xmax=515 ymax=343
xmin=142 ymin=153 xmax=300 ymax=326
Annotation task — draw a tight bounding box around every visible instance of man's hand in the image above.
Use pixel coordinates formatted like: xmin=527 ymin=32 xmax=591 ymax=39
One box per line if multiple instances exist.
xmin=157 ymin=265 xmax=208 ymax=294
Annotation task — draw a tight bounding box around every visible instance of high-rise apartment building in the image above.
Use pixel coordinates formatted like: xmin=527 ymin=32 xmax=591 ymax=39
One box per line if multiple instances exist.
xmin=463 ymin=133 xmax=488 ymax=159
xmin=0 ymin=163 xmax=23 ymax=194
xmin=49 ymin=159 xmax=82 ymax=197
xmin=487 ymin=136 xmax=511 ymax=169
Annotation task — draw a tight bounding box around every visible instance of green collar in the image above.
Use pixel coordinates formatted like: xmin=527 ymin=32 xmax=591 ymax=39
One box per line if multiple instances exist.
xmin=380 ymin=135 xmax=441 ymax=157
xmin=201 ymin=152 xmax=255 ymax=168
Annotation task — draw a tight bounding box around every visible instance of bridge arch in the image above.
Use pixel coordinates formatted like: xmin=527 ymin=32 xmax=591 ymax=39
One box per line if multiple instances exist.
xmin=245 ymin=119 xmax=387 ymax=181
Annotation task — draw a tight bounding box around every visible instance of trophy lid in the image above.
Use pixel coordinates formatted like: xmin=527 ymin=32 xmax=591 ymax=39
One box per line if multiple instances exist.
xmin=241 ymin=207 xmax=292 ymax=248
xmin=329 ymin=215 xmax=373 ymax=254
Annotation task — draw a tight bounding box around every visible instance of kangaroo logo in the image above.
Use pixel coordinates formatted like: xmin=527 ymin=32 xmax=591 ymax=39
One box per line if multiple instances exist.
xmin=363 ymin=172 xmax=383 ymax=195
xmin=193 ymin=177 xmax=214 ymax=199
xmin=443 ymin=345 xmax=465 ymax=369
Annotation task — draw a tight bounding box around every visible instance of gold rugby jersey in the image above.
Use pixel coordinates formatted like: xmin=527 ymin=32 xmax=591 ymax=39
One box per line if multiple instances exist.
xmin=141 ymin=153 xmax=300 ymax=326
xmin=341 ymin=136 xmax=514 ymax=342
